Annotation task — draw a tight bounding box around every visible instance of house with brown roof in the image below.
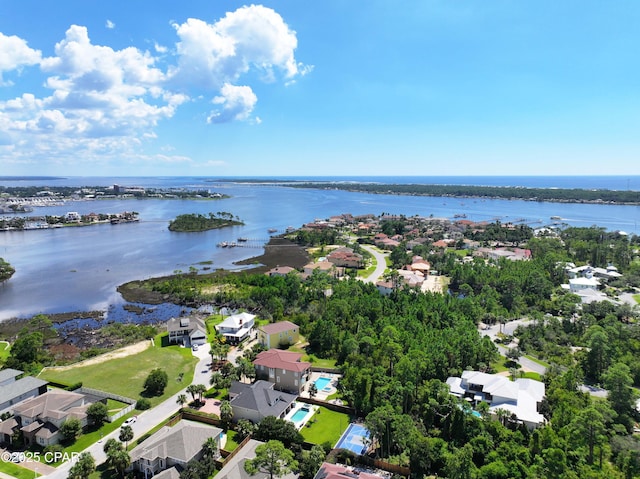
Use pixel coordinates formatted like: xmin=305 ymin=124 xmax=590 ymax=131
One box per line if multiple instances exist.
xmin=257 ymin=321 xmax=300 ymax=349
xmin=129 ymin=420 xmax=222 ymax=478
xmin=253 ymin=349 xmax=311 ymax=394
xmin=0 ymin=390 xmax=95 ymax=447
xmin=303 ymin=261 xmax=337 ymax=277
xmin=326 ymin=247 xmax=363 ymax=268
xmin=266 ymin=266 xmax=297 ymax=277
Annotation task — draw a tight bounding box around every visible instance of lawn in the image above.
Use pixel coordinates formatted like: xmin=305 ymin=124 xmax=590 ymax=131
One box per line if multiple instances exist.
xmin=300 ymin=406 xmax=350 ymax=446
xmin=39 ymin=334 xmax=198 ymax=408
xmin=288 ymin=341 xmax=337 ymax=369
xmin=0 ymin=461 xmax=41 ymax=479
xmin=223 ymin=430 xmax=242 ymax=452
xmin=633 ymin=294 xmax=640 ymax=304
xmin=0 ymin=340 xmax=10 ymax=363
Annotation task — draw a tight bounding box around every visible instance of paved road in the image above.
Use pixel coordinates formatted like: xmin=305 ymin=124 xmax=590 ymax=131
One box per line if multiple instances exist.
xmin=360 ymin=245 xmax=388 ymax=284
xmin=43 ymin=343 xmax=215 ymax=479
xmin=479 ymin=319 xmax=548 ymax=375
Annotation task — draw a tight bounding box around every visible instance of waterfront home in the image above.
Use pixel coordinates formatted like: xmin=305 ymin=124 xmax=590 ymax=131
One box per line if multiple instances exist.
xmin=253 ymin=349 xmax=311 ymax=394
xmin=0 ymin=369 xmax=48 ymax=416
xmin=257 ymin=321 xmax=300 ymax=349
xmin=129 ymin=420 xmax=222 ymax=478
xmin=215 ymin=312 xmax=255 ymax=345
xmin=0 ymin=390 xmax=95 ymax=446
xmin=326 ymin=247 xmax=363 ymax=268
xmin=167 ymin=316 xmax=207 ymax=347
xmin=229 ymin=380 xmax=297 ymax=423
xmin=314 ymin=462 xmax=389 ymax=479
xmin=303 ymin=261 xmax=337 ymax=278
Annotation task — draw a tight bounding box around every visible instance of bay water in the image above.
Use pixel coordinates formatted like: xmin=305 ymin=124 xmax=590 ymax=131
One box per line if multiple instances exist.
xmin=1 ymin=176 xmax=639 ymax=322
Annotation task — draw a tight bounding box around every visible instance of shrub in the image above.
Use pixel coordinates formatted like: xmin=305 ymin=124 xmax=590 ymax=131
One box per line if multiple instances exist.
xmin=136 ymin=398 xmax=151 ymax=410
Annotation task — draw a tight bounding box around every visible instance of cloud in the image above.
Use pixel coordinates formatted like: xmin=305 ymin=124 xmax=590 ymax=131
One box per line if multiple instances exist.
xmin=106 ymin=19 xmax=115 ymax=29
xmin=208 ymin=83 xmax=257 ymax=123
xmin=0 ymin=5 xmax=308 ymax=169
xmin=0 ymin=32 xmax=42 ymax=85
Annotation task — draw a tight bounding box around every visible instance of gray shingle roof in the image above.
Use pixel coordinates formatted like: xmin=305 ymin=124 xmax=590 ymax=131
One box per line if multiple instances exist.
xmin=130 ymin=420 xmax=222 ymax=464
xmin=0 ymin=376 xmax=48 ymax=405
xmin=0 ymin=368 xmax=22 ymax=384
xmin=229 ymin=381 xmax=297 ymax=418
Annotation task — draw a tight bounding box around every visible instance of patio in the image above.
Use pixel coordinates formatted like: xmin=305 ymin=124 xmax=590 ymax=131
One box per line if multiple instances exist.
xmin=300 ymin=371 xmax=341 ymax=400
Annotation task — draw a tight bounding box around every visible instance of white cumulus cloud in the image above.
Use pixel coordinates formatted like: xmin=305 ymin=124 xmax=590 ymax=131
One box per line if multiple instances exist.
xmin=208 ymin=83 xmax=257 ymax=123
xmin=0 ymin=5 xmax=309 ymax=170
xmin=0 ymin=32 xmax=42 ymax=85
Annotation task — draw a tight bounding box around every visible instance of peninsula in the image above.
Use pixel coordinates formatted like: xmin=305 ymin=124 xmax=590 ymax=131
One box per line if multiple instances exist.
xmin=168 ymin=212 xmax=244 ymax=232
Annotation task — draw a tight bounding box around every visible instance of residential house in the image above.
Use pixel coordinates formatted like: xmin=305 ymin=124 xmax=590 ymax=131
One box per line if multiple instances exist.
xmin=0 ymin=369 xmax=48 ymax=416
xmin=253 ymin=349 xmax=311 ymax=394
xmin=0 ymin=390 xmax=95 ymax=446
xmin=215 ymin=312 xmax=256 ymax=345
xmin=216 ymin=439 xmax=297 ymax=479
xmin=568 ymin=277 xmax=600 ymax=293
xmin=327 ymin=247 xmax=363 ymax=268
xmin=266 ymin=266 xmax=297 ymax=277
xmin=167 ymin=316 xmax=207 ymax=346
xmin=229 ymin=380 xmax=298 ymax=424
xmin=446 ymin=371 xmax=546 ymax=429
xmin=409 ymin=256 xmax=431 ymax=275
xmin=303 ymin=261 xmax=337 ymax=278
xmin=129 ymin=420 xmax=222 ymax=478
xmin=257 ymin=321 xmax=300 ymax=349
xmin=375 ymin=280 xmax=394 ymax=296
xmin=314 ymin=463 xmax=388 ymax=479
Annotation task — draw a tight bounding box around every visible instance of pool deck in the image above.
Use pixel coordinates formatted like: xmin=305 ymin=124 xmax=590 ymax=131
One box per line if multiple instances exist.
xmin=300 ymin=371 xmax=342 ymax=400
xmin=284 ymin=402 xmax=319 ymax=429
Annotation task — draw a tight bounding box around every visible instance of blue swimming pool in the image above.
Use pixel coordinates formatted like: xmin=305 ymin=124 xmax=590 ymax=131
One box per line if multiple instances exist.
xmin=291 ymin=406 xmax=311 ymax=423
xmin=315 ymin=377 xmax=331 ymax=390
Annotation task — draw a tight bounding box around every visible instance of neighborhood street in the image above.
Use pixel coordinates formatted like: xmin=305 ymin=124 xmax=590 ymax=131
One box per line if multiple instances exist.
xmin=360 ymin=245 xmax=388 ymax=284
xmin=43 ymin=343 xmax=215 ymax=479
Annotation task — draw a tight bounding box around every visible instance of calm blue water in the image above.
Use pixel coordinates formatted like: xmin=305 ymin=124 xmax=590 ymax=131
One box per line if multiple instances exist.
xmin=290 ymin=406 xmax=311 ymax=423
xmin=314 ymin=377 xmax=332 ymax=390
xmin=1 ymin=176 xmax=639 ymax=321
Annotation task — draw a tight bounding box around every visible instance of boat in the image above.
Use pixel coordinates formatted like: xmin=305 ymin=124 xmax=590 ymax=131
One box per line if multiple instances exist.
xmin=217 ymin=242 xmax=228 ymax=247
xmin=237 ymin=237 xmax=248 ymax=242
xmin=550 ymin=216 xmax=562 ymax=220
xmin=268 ymin=228 xmax=278 ymax=233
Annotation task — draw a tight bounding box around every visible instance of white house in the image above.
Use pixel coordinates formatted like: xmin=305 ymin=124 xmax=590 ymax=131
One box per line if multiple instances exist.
xmin=447 ymin=371 xmax=546 ymax=430
xmin=215 ymin=312 xmax=255 ymax=345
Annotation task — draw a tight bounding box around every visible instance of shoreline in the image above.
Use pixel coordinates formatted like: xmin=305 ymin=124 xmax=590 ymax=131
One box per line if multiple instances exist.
xmin=0 ymin=237 xmax=309 ymax=349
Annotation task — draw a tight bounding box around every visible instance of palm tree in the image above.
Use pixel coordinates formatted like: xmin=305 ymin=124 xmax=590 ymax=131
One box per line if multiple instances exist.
xmin=195 ymin=384 xmax=207 ymax=403
xmin=119 ymin=425 xmax=134 ymax=449
xmin=202 ymin=436 xmax=219 ymax=460
xmin=186 ymin=384 xmax=198 ymax=403
xmin=176 ymin=394 xmax=188 ymax=408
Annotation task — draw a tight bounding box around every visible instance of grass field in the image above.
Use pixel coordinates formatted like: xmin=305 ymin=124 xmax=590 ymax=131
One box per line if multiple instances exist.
xmin=39 ymin=334 xmax=198 ymax=407
xmin=288 ymin=341 xmax=337 ymax=369
xmin=0 ymin=461 xmax=41 ymax=479
xmin=300 ymin=406 xmax=350 ymax=446
xmin=634 ymin=294 xmax=640 ymax=304
xmin=0 ymin=340 xmax=10 ymax=363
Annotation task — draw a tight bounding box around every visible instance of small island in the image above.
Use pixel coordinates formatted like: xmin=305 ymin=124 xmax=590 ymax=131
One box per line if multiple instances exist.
xmin=0 ymin=257 xmax=15 ymax=283
xmin=168 ymin=212 xmax=244 ymax=232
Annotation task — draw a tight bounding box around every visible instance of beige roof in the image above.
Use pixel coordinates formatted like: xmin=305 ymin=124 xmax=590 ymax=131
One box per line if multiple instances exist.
xmin=14 ymin=390 xmax=88 ymax=421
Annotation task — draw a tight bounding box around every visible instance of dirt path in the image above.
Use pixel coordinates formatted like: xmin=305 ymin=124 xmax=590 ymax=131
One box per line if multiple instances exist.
xmin=41 ymin=340 xmax=151 ymax=372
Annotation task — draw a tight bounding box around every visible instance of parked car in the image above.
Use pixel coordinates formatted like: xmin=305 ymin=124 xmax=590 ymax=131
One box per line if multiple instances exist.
xmin=122 ymin=416 xmax=137 ymax=427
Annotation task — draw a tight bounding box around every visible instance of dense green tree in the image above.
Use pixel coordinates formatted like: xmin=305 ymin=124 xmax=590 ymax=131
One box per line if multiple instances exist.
xmin=103 ymin=439 xmax=130 ymax=478
xmin=245 ymin=440 xmax=298 ymax=479
xmin=143 ymin=368 xmax=168 ymax=396
xmin=67 ymin=452 xmax=95 ymax=479
xmin=254 ymin=416 xmax=303 ymax=449
xmin=86 ymin=402 xmax=109 ymax=427
xmin=60 ymin=418 xmax=82 ymax=443
xmin=299 ymin=444 xmax=326 ymax=479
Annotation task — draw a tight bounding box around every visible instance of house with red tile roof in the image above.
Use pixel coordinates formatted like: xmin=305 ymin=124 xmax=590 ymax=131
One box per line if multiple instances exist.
xmin=253 ymin=349 xmax=311 ymax=394
xmin=266 ymin=266 xmax=297 ymax=277
xmin=327 ymin=247 xmax=363 ymax=268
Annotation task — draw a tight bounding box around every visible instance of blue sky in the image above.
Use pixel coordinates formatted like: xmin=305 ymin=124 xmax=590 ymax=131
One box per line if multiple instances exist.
xmin=1 ymin=1 xmax=639 ymax=177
